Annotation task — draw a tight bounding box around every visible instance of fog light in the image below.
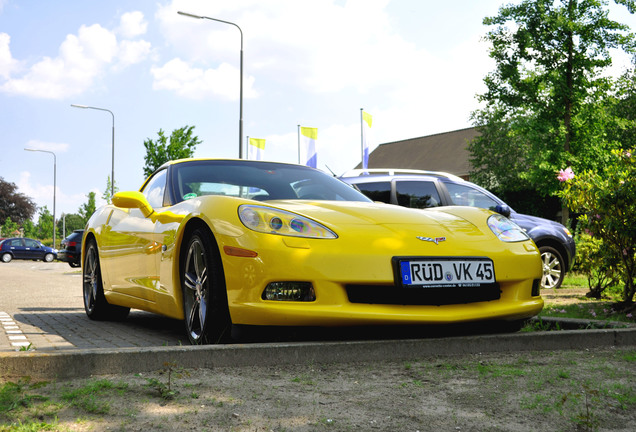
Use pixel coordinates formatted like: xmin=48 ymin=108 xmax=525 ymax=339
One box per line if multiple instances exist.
xmin=532 ymin=279 xmax=541 ymax=296
xmin=262 ymin=282 xmax=315 ymax=301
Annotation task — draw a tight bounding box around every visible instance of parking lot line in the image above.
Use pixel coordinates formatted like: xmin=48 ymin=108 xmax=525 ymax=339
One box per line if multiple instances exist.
xmin=1 ymin=311 xmax=31 ymax=349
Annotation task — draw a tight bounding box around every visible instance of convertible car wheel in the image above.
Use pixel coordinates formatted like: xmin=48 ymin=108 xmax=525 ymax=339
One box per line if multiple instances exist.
xmin=181 ymin=228 xmax=232 ymax=344
xmin=540 ymin=246 xmax=564 ymax=290
xmin=83 ymin=240 xmax=130 ymax=320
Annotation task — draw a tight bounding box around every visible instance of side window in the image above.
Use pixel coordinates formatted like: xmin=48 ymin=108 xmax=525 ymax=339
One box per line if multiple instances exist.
xmin=355 ymin=181 xmax=391 ymax=203
xmin=9 ymin=239 xmax=23 ymax=247
xmin=24 ymin=239 xmax=39 ymax=248
xmin=142 ymin=169 xmax=168 ymax=208
xmin=395 ymin=181 xmax=442 ymax=208
xmin=445 ymin=182 xmax=499 ymax=211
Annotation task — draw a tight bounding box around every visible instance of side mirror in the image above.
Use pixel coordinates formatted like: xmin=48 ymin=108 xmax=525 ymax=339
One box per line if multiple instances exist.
xmin=112 ymin=191 xmax=154 ymax=218
xmin=495 ymin=204 xmax=511 ymax=218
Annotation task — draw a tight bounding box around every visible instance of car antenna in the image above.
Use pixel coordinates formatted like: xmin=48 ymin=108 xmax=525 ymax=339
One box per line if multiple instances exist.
xmin=324 ymin=165 xmax=337 ymax=177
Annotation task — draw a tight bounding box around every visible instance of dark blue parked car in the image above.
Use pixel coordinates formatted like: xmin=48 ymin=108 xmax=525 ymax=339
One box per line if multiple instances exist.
xmin=340 ymin=169 xmax=576 ymax=290
xmin=58 ymin=229 xmax=84 ymax=268
xmin=0 ymin=237 xmax=58 ymax=263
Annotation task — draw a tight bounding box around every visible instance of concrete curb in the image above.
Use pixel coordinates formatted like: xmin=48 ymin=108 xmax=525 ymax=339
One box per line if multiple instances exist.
xmin=2 ymin=327 xmax=635 ymax=380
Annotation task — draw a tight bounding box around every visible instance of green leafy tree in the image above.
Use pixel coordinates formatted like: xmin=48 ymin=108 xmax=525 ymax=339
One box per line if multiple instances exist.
xmin=0 ymin=177 xmax=37 ymax=226
xmin=606 ymin=69 xmax=636 ymax=146
xmin=469 ymin=0 xmax=636 ymax=223
xmin=78 ymin=192 xmax=97 ymax=225
xmin=101 ymin=176 xmax=118 ymax=204
xmin=36 ymin=206 xmax=54 ymax=241
xmin=22 ymin=219 xmax=37 ymax=238
xmin=57 ymin=213 xmax=85 ymax=238
xmin=559 ymin=149 xmax=636 ymax=305
xmin=143 ymin=126 xmax=201 ymax=178
xmin=1 ymin=217 xmax=19 ymax=238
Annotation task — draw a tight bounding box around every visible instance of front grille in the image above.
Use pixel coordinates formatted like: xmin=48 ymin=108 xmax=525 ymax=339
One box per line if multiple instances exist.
xmin=345 ymin=284 xmax=501 ymax=306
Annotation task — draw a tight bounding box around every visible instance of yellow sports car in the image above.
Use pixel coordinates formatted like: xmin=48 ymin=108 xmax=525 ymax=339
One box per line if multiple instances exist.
xmin=82 ymin=159 xmax=543 ymax=344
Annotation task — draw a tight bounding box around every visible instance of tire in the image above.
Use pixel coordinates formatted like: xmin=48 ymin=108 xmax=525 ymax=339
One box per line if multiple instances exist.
xmin=1 ymin=253 xmax=12 ymax=263
xmin=44 ymin=253 xmax=54 ymax=262
xmin=181 ymin=227 xmax=232 ymax=345
xmin=539 ymin=245 xmax=564 ymax=290
xmin=83 ymin=239 xmax=130 ymax=320
xmin=69 ymin=261 xmax=80 ymax=268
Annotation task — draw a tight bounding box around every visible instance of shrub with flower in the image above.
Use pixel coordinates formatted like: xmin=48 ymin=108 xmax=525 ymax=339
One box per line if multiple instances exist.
xmin=558 ymin=149 xmax=636 ymax=308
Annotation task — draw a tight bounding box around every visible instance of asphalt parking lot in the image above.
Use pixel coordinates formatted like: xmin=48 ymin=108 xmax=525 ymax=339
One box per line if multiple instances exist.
xmin=1 ymin=259 xmax=635 ymax=380
xmin=0 ymin=260 xmax=186 ymax=352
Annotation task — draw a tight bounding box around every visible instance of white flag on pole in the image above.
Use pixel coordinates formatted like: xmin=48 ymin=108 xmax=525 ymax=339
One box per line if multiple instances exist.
xmin=248 ymin=137 xmax=265 ymax=160
xmin=300 ymin=127 xmax=318 ymax=168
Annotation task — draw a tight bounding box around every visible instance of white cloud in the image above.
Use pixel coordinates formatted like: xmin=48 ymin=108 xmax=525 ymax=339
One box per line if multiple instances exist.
xmin=118 ymin=11 xmax=148 ymax=38
xmin=0 ymin=15 xmax=154 ymax=99
xmin=117 ymin=39 xmax=152 ymax=67
xmin=151 ymin=57 xmax=257 ymax=100
xmin=0 ymin=24 xmax=117 ymax=99
xmin=0 ymin=33 xmax=19 ymax=80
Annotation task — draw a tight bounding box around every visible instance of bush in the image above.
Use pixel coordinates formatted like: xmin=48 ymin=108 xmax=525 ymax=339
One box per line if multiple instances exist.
xmin=559 ymin=149 xmax=636 ymax=304
xmin=573 ymin=231 xmax=620 ymax=299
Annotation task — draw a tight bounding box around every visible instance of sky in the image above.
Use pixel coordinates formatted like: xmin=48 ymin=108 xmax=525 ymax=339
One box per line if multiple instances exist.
xmin=1 ymin=0 xmax=635 ymax=222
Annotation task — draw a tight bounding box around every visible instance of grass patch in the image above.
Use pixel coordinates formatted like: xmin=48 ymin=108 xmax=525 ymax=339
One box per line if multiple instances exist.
xmin=540 ymin=303 xmax=633 ymax=324
xmin=540 ymin=273 xmax=635 ymax=325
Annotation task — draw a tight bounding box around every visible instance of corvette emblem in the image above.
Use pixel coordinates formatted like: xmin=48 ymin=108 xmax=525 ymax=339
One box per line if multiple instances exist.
xmin=416 ymin=236 xmax=446 ymax=245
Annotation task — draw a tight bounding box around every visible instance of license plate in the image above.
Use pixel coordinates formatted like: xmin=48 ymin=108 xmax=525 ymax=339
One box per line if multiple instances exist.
xmin=395 ymin=257 xmax=496 ymax=288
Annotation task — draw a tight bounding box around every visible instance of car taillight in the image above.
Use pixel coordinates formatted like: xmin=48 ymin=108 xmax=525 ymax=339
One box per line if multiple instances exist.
xmin=68 ymin=241 xmax=77 ymax=247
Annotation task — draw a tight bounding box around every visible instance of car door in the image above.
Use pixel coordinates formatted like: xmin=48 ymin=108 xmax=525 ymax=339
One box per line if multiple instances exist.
xmin=23 ymin=238 xmax=44 ymax=260
xmin=101 ymin=170 xmax=168 ymax=303
xmin=6 ymin=238 xmax=26 ymax=259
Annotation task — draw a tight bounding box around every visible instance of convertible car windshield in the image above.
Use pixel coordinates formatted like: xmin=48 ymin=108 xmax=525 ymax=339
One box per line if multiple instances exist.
xmin=162 ymin=160 xmax=372 ymax=204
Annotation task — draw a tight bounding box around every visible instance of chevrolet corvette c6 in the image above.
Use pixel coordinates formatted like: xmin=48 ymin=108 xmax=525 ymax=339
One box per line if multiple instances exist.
xmin=82 ymin=159 xmax=543 ymax=344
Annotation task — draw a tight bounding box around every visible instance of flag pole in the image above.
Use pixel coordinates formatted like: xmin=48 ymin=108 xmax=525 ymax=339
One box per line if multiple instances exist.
xmin=297 ymin=125 xmax=301 ymax=164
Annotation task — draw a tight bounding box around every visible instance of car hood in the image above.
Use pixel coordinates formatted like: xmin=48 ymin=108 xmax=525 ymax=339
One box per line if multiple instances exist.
xmin=510 ymin=212 xmax=569 ymax=237
xmin=267 ymin=200 xmax=489 ymax=236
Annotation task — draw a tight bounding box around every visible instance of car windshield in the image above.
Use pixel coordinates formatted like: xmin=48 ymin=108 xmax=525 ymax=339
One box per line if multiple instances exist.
xmin=170 ymin=160 xmax=372 ymax=204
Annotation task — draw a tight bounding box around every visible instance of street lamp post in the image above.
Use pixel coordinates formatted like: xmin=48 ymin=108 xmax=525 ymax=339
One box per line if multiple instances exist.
xmin=24 ymin=148 xmax=56 ymax=247
xmin=71 ymin=104 xmax=115 ymax=197
xmin=178 ymin=11 xmax=244 ymax=159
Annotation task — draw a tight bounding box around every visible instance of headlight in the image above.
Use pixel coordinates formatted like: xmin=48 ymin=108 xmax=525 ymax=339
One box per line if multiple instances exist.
xmin=487 ymin=213 xmax=530 ymax=242
xmin=238 ymin=205 xmax=337 ymax=239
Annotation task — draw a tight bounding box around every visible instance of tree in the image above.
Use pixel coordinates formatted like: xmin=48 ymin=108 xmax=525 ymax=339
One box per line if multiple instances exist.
xmin=36 ymin=206 xmax=54 ymax=242
xmin=78 ymin=192 xmax=97 ymax=225
xmin=57 ymin=213 xmax=85 ymax=238
xmin=101 ymin=176 xmax=119 ymax=204
xmin=469 ymin=0 xmax=636 ymax=223
xmin=143 ymin=126 xmax=201 ymax=178
xmin=0 ymin=177 xmax=37 ymax=226
xmin=22 ymin=219 xmax=37 ymax=238
xmin=1 ymin=217 xmax=19 ymax=238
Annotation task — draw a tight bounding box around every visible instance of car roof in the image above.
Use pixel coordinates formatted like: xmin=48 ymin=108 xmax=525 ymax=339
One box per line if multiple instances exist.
xmin=340 ymin=169 xmax=465 ymax=183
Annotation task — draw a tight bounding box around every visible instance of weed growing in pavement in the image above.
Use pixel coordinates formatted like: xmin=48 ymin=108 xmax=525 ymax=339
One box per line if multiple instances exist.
xmin=142 ymin=361 xmax=189 ymax=400
xmin=560 ymin=384 xmax=601 ymax=432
